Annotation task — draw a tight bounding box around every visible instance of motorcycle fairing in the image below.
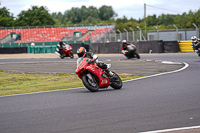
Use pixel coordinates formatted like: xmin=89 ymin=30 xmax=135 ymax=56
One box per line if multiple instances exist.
xmin=86 ymin=64 xmax=110 ymax=88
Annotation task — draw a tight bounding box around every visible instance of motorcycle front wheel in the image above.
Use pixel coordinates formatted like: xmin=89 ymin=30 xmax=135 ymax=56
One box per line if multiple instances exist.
xmin=110 ymin=73 xmax=123 ymax=89
xmin=125 ymin=54 xmax=131 ymax=59
xmin=82 ymin=74 xmax=99 ymax=92
xmin=70 ymin=52 xmax=74 ymax=59
xmin=135 ymin=53 xmax=140 ymax=59
xmin=60 ymin=55 xmax=64 ymax=59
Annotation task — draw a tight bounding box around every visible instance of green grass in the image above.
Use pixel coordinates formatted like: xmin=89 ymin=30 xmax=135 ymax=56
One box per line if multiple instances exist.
xmin=0 ymin=71 xmax=145 ymax=96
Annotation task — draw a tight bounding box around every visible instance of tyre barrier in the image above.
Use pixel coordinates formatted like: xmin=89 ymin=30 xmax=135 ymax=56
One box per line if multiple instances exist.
xmin=178 ymin=41 xmax=193 ymax=52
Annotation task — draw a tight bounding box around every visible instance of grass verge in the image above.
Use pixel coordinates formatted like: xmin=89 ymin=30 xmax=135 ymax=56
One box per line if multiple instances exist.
xmin=0 ymin=71 xmax=145 ymax=96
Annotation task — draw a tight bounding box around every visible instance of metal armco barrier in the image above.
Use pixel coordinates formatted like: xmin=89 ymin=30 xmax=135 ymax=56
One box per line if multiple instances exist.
xmin=178 ymin=41 xmax=194 ymax=52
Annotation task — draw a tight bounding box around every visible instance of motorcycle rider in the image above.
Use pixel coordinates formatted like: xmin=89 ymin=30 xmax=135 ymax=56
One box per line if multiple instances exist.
xmin=121 ymin=40 xmax=131 ymax=54
xmin=57 ymin=40 xmax=64 ymax=55
xmin=191 ymin=36 xmax=200 ymax=52
xmin=76 ymin=47 xmax=114 ymax=76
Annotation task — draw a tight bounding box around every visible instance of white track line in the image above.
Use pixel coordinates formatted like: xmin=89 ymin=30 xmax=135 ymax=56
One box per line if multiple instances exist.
xmin=0 ymin=62 xmax=189 ymax=98
xmin=123 ymin=62 xmax=189 ymax=83
xmin=140 ymin=125 xmax=200 ymax=133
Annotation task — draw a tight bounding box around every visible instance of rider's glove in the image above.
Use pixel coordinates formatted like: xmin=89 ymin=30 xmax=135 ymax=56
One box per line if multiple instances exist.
xmin=86 ymin=58 xmax=95 ymax=64
xmin=93 ymin=55 xmax=98 ymax=60
xmin=86 ymin=58 xmax=91 ymax=63
xmin=91 ymin=59 xmax=95 ymax=62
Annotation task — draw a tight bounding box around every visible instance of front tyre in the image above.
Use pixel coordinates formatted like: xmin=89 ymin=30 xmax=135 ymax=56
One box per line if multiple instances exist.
xmin=135 ymin=53 xmax=140 ymax=59
xmin=70 ymin=52 xmax=74 ymax=59
xmin=125 ymin=54 xmax=131 ymax=59
xmin=60 ymin=55 xmax=64 ymax=59
xmin=82 ymin=74 xmax=99 ymax=92
xmin=110 ymin=73 xmax=123 ymax=89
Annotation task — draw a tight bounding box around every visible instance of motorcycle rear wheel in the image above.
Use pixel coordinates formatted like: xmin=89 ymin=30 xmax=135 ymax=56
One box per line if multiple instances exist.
xmin=110 ymin=73 xmax=123 ymax=89
xmin=82 ymin=74 xmax=99 ymax=92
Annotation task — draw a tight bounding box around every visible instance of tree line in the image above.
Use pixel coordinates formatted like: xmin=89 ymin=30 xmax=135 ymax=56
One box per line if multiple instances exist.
xmin=0 ymin=5 xmax=200 ymax=32
xmin=52 ymin=5 xmax=117 ymax=25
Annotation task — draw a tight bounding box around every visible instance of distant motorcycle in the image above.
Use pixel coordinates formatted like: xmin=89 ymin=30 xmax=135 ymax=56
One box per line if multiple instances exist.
xmin=75 ymin=57 xmax=123 ymax=92
xmin=192 ymin=42 xmax=200 ymax=58
xmin=55 ymin=44 xmax=74 ymax=59
xmin=121 ymin=44 xmax=140 ymax=59
xmin=196 ymin=48 xmax=200 ymax=58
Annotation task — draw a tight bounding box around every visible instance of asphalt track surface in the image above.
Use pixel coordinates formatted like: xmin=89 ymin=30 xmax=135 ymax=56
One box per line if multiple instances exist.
xmin=0 ymin=54 xmax=184 ymax=75
xmin=0 ymin=53 xmax=200 ymax=133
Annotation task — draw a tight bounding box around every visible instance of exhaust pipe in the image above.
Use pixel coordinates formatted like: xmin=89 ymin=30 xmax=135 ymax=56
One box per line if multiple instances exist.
xmin=55 ymin=52 xmax=60 ymax=56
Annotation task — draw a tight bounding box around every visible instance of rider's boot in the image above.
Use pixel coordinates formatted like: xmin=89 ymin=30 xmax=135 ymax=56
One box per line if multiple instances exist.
xmin=108 ymin=69 xmax=114 ymax=76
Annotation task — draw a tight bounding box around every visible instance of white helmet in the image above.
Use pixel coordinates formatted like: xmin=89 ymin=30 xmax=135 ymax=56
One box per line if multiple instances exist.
xmin=191 ymin=36 xmax=197 ymax=42
xmin=122 ymin=40 xmax=127 ymax=43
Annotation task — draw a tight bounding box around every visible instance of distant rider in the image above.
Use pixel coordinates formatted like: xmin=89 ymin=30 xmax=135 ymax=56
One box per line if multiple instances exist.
xmin=76 ymin=47 xmax=114 ymax=76
xmin=191 ymin=36 xmax=200 ymax=52
xmin=121 ymin=40 xmax=130 ymax=51
xmin=57 ymin=40 xmax=64 ymax=55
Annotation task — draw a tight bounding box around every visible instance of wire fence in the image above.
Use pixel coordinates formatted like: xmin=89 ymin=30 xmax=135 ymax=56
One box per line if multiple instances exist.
xmin=91 ymin=31 xmax=141 ymax=43
xmin=0 ymin=24 xmax=199 ymax=46
xmin=90 ymin=29 xmax=199 ymax=43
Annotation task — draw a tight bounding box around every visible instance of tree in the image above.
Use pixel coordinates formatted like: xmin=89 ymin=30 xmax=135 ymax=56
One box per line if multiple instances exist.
xmin=15 ymin=6 xmax=55 ymax=26
xmin=87 ymin=6 xmax=99 ymax=22
xmin=129 ymin=17 xmax=138 ymax=23
xmin=52 ymin=12 xmax=64 ymax=23
xmin=62 ymin=6 xmax=99 ymax=24
xmin=146 ymin=14 xmax=157 ymax=26
xmin=122 ymin=15 xmax=128 ymax=23
xmin=63 ymin=7 xmax=81 ymax=24
xmin=0 ymin=7 xmax=14 ymax=27
xmin=99 ymin=5 xmax=117 ymax=21
xmin=194 ymin=10 xmax=200 ymax=28
xmin=52 ymin=5 xmax=117 ymax=24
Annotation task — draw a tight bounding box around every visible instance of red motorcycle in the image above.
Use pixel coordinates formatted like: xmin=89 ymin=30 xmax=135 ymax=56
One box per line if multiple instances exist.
xmin=75 ymin=58 xmax=123 ymax=92
xmin=55 ymin=44 xmax=74 ymax=59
